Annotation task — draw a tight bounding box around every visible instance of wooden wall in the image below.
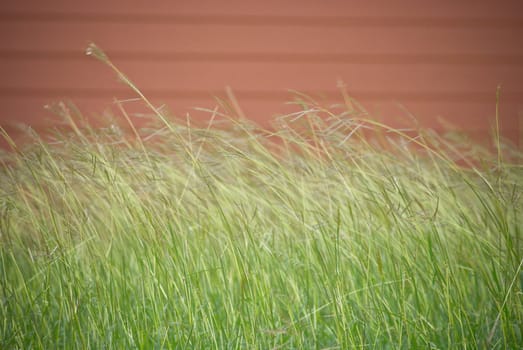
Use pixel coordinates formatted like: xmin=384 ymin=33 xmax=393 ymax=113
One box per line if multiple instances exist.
xmin=1 ymin=0 xmax=522 ymax=144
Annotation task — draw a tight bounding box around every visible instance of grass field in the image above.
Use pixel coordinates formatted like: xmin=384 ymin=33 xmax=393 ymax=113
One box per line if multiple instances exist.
xmin=1 ymin=46 xmax=522 ymax=349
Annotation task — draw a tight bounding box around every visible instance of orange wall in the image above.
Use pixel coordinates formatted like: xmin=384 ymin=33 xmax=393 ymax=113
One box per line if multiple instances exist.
xmin=1 ymin=0 xmax=522 ymax=143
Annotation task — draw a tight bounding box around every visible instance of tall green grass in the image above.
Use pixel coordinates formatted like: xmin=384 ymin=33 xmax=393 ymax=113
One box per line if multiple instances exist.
xmin=1 ymin=45 xmax=522 ymax=349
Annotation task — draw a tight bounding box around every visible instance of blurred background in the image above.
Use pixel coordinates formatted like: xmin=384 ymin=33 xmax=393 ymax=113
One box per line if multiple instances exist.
xmin=1 ymin=0 xmax=522 ymax=144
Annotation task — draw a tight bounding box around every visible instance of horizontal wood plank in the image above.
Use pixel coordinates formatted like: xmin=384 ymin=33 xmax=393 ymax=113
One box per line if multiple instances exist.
xmin=1 ymin=22 xmax=523 ymax=56
xmin=1 ymin=95 xmax=519 ymax=133
xmin=1 ymin=0 xmax=522 ymax=19
xmin=1 ymin=59 xmax=522 ymax=99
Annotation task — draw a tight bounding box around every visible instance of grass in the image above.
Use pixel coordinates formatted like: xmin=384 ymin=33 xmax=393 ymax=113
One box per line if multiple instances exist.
xmin=1 ymin=45 xmax=522 ymax=349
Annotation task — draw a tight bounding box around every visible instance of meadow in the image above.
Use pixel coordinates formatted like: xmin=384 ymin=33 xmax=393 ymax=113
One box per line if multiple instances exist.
xmin=1 ymin=46 xmax=522 ymax=349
